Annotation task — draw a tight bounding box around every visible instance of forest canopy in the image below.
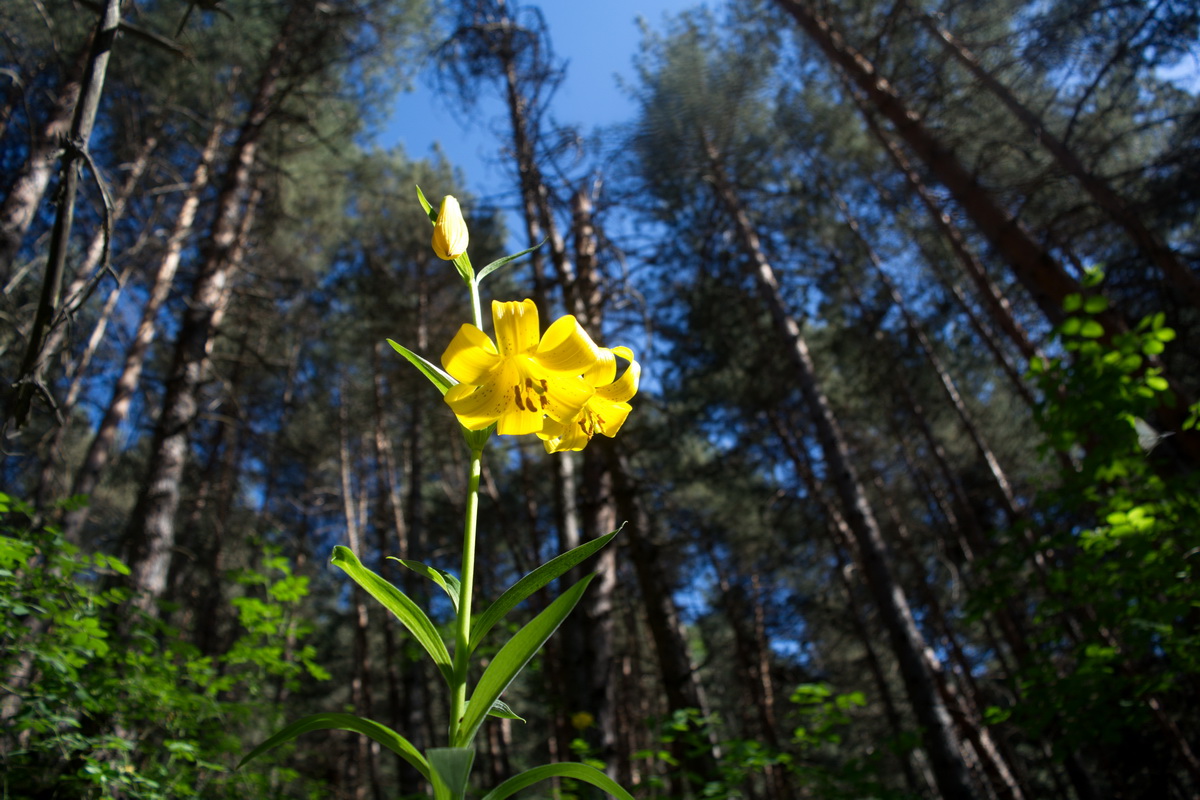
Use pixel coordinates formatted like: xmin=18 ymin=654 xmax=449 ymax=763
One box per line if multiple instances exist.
xmin=2 ymin=0 xmax=1198 ymax=798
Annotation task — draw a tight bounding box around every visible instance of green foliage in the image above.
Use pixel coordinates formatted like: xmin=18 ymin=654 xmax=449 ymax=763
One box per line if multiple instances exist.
xmin=0 ymin=495 xmax=327 ymax=799
xmin=636 ymin=686 xmax=907 ymax=800
xmin=993 ymin=285 xmax=1200 ymax=775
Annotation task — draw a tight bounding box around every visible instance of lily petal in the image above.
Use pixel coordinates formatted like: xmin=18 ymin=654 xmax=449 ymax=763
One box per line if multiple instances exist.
xmin=493 ymin=299 xmax=540 ymax=357
xmin=536 ymin=315 xmax=600 ymax=373
xmin=442 ymin=324 xmax=499 ymax=383
xmin=595 ymin=355 xmax=640 ymax=403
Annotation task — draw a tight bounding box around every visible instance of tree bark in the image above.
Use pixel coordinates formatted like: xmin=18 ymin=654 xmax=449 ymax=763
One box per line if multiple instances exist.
xmin=0 ymin=47 xmax=88 ymax=282
xmin=706 ymin=142 xmax=977 ymax=800
xmin=120 ymin=2 xmax=305 ymax=601
xmin=63 ymin=114 xmax=227 ymax=541
xmin=918 ymin=10 xmax=1200 ymax=311
xmin=8 ymin=0 xmax=123 ymax=428
xmin=772 ymin=0 xmax=1200 ymax=463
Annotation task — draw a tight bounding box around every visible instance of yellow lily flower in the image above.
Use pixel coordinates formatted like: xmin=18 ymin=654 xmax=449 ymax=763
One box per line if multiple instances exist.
xmin=442 ymin=299 xmax=600 ymax=436
xmin=539 ymin=345 xmax=640 ymax=453
xmin=432 ymin=195 xmax=469 ymax=260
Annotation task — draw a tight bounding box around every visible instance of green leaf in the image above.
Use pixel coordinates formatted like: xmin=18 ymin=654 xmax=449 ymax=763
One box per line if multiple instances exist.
xmin=479 ymin=763 xmax=635 ymax=800
xmin=391 ymin=558 xmax=461 ymax=611
xmin=387 ymin=339 xmax=456 ymax=397
xmin=1061 ymin=317 xmax=1082 ymax=336
xmin=1083 ymin=295 xmax=1109 ymax=314
xmin=1080 ymin=320 xmax=1105 ymax=339
xmin=239 ymin=713 xmax=430 ymax=781
xmin=415 ymin=185 xmax=437 ymax=223
xmin=331 ymin=546 xmax=452 ymax=685
xmin=1062 ymin=294 xmax=1082 ymax=313
xmin=456 ymin=574 xmax=596 ymax=747
xmin=487 ymin=700 xmax=525 ymax=722
xmin=471 ymin=528 xmax=621 ymax=651
xmin=476 ymin=239 xmax=547 ymax=284
xmin=428 ymin=747 xmax=475 ymax=800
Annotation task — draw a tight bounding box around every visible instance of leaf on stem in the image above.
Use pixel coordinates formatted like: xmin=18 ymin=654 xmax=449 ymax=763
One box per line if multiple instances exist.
xmin=415 ymin=184 xmax=437 ymax=222
xmin=428 ymin=747 xmax=475 ymax=800
xmin=391 ymin=557 xmax=461 ymax=611
xmin=475 ymin=239 xmax=547 ymax=284
xmin=470 ymin=528 xmax=621 ymax=652
xmin=387 ymin=339 xmax=457 ymax=397
xmin=238 ymin=712 xmax=430 ymax=782
xmin=331 ymin=546 xmax=453 ymax=685
xmin=455 ymin=573 xmax=596 ymax=747
xmin=478 ymin=763 xmax=636 ymax=800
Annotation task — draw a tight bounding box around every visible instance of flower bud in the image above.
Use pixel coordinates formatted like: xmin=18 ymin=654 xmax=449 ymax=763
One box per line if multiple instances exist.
xmin=432 ymin=195 xmax=469 ymax=260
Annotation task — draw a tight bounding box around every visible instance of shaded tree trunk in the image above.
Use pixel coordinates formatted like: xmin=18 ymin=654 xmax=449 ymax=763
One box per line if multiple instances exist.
xmin=772 ymin=0 xmax=1199 ymax=463
xmin=8 ymin=0 xmax=123 ymax=428
xmin=918 ymin=10 xmax=1200 ymax=311
xmin=706 ymin=141 xmax=977 ymax=800
xmin=0 ymin=47 xmax=88 ymax=282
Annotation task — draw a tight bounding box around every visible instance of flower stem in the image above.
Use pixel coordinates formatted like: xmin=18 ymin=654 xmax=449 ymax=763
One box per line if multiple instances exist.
xmin=469 ymin=278 xmax=483 ymax=331
xmin=449 ymin=446 xmax=483 ymax=746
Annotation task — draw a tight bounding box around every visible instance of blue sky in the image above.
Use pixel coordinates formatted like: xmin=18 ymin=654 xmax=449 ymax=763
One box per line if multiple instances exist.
xmin=383 ymin=1 xmax=700 ymax=201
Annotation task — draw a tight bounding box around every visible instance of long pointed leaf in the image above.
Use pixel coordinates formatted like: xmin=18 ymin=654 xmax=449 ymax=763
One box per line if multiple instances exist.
xmin=471 ymin=529 xmax=620 ymax=652
xmin=387 ymin=339 xmax=456 ymax=397
xmin=456 ymin=574 xmax=595 ymax=746
xmin=239 ymin=713 xmax=430 ymax=782
xmin=476 ymin=239 xmax=546 ymax=284
xmin=479 ymin=763 xmax=635 ymax=800
xmin=331 ymin=546 xmax=452 ymax=685
xmin=390 ymin=557 xmax=461 ymax=611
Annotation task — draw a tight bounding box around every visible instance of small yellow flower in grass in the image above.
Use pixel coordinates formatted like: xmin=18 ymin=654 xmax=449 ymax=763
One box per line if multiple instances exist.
xmin=442 ymin=299 xmax=601 ymax=436
xmin=432 ymin=195 xmax=469 ymax=260
xmin=539 ymin=345 xmax=640 ymax=453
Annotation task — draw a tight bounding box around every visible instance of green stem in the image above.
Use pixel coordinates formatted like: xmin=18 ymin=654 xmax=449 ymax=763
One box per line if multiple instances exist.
xmin=469 ymin=277 xmax=483 ymax=331
xmin=449 ymin=446 xmax=483 ymax=746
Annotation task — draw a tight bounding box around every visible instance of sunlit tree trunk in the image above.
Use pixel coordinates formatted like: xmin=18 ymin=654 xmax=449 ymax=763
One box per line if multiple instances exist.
xmin=120 ymin=1 xmax=307 ymax=601
xmin=33 ymin=134 xmax=157 ymax=503
xmin=62 ymin=115 xmax=226 ymax=541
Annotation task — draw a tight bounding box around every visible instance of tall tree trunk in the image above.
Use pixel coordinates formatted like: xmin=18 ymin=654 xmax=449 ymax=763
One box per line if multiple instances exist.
xmin=8 ymin=0 xmax=123 ymax=428
xmin=705 ymin=143 xmax=977 ymax=800
xmin=828 ymin=192 xmax=1021 ymax=518
xmin=0 ymin=46 xmax=88 ymax=282
xmin=339 ymin=385 xmax=382 ymax=800
xmin=918 ymin=10 xmax=1200 ymax=311
xmin=772 ymin=0 xmax=1199 ymax=462
xmin=63 ymin=114 xmax=227 ymax=542
xmin=481 ymin=7 xmax=621 ymax=766
xmin=34 ymin=134 xmax=157 ymax=504
xmin=120 ymin=2 xmax=304 ymax=601
xmin=610 ymin=451 xmax=721 ymax=790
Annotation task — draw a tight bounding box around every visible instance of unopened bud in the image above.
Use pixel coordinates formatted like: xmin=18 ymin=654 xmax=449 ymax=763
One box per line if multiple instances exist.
xmin=432 ymin=195 xmax=469 ymax=260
